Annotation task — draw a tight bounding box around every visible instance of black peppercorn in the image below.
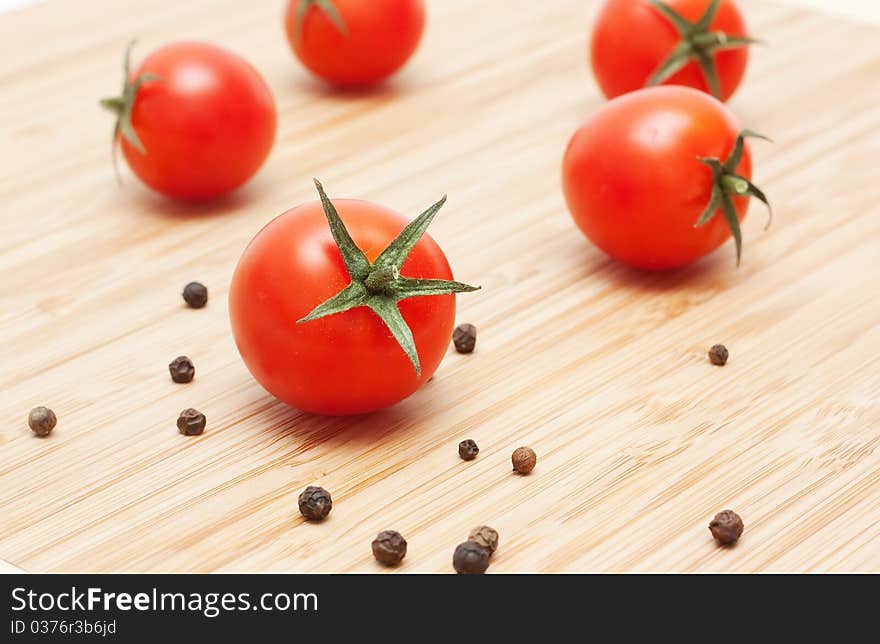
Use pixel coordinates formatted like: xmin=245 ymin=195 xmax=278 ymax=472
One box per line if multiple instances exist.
xmin=452 ymin=323 xmax=477 ymax=354
xmin=28 ymin=406 xmax=57 ymax=437
xmin=177 ymin=408 xmax=206 ymax=436
xmin=708 ymin=344 xmax=729 ymax=366
xmin=182 ymin=281 xmax=208 ymax=308
xmin=468 ymin=526 xmax=499 ymax=555
xmin=168 ymin=356 xmax=195 ymax=383
xmin=458 ymin=439 xmax=479 ymax=461
xmin=372 ymin=530 xmax=407 ymax=566
xmin=709 ymin=510 xmax=744 ymax=545
xmin=512 ymin=446 xmax=536 ymax=474
xmin=298 ymin=486 xmax=332 ymax=521
xmin=453 ymin=541 xmax=490 ymax=574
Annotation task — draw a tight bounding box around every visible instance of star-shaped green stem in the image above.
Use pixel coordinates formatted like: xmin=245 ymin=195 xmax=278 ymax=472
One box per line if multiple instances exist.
xmin=695 ymin=130 xmax=772 ymax=266
xmin=298 ymin=180 xmax=480 ymax=376
xmin=295 ymin=0 xmax=348 ymax=43
xmin=99 ymin=41 xmax=161 ymax=178
xmin=648 ymin=0 xmax=761 ymax=98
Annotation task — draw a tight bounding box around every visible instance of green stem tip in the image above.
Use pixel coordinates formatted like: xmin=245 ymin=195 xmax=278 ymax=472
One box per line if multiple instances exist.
xmin=365 ymin=265 xmax=400 ymax=293
xmin=297 ymin=180 xmax=480 ymax=376
xmin=720 ymin=174 xmax=749 ymax=195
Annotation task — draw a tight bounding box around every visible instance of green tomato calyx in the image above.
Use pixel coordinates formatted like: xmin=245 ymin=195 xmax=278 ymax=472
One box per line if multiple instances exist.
xmin=648 ymin=0 xmax=761 ymax=99
xmin=99 ymin=41 xmax=161 ymax=179
xmin=295 ymin=0 xmax=348 ymax=43
xmin=298 ymin=180 xmax=480 ymax=376
xmin=695 ymin=130 xmax=773 ymax=266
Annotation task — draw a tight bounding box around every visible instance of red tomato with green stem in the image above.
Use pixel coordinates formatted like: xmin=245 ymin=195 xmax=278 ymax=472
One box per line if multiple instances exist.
xmin=284 ymin=0 xmax=425 ymax=86
xmin=591 ymin=0 xmax=757 ymax=101
xmin=229 ymin=180 xmax=479 ymax=416
xmin=100 ymin=41 xmax=276 ymax=201
xmin=562 ymin=86 xmax=771 ymax=270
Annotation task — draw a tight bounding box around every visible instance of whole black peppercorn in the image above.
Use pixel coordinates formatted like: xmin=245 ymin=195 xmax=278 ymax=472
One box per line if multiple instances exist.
xmin=372 ymin=530 xmax=407 ymax=566
xmin=298 ymin=486 xmax=332 ymax=521
xmin=28 ymin=406 xmax=57 ymax=437
xmin=168 ymin=356 xmax=195 ymax=383
xmin=458 ymin=439 xmax=479 ymax=461
xmin=512 ymin=446 xmax=537 ymax=474
xmin=468 ymin=526 xmax=499 ymax=555
xmin=709 ymin=510 xmax=744 ymax=545
xmin=182 ymin=281 xmax=208 ymax=309
xmin=453 ymin=541 xmax=490 ymax=574
xmin=177 ymin=408 xmax=206 ymax=436
xmin=708 ymin=344 xmax=729 ymax=366
xmin=452 ymin=323 xmax=477 ymax=354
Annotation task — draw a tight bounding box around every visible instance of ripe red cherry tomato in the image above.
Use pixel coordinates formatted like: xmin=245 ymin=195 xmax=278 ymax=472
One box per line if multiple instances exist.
xmin=101 ymin=42 xmax=276 ymax=201
xmin=284 ymin=0 xmax=425 ymax=86
xmin=562 ymin=86 xmax=770 ymax=270
xmin=591 ymin=0 xmax=752 ymax=101
xmin=230 ymin=183 xmax=477 ymax=415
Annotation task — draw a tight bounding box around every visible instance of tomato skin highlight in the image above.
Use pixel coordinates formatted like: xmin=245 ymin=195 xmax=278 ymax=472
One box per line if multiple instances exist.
xmin=284 ymin=0 xmax=425 ymax=86
xmin=229 ymin=199 xmax=456 ymax=416
xmin=590 ymin=0 xmax=749 ymax=101
xmin=122 ymin=42 xmax=276 ymax=201
xmin=561 ymin=86 xmax=752 ymax=271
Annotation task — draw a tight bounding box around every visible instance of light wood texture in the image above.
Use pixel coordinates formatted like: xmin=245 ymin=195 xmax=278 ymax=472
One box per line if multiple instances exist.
xmin=787 ymin=0 xmax=880 ymax=24
xmin=1 ymin=0 xmax=878 ymax=573
xmin=0 ymin=560 xmax=25 ymax=574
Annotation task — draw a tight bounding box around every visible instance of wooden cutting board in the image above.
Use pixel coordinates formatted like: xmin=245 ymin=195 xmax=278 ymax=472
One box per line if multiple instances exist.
xmin=1 ymin=0 xmax=878 ymax=573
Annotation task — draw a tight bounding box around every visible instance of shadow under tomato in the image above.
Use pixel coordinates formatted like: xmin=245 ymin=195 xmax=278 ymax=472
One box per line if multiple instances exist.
xmin=584 ymin=245 xmax=746 ymax=295
xmin=128 ymin=183 xmax=258 ymax=221
xmin=287 ymin=73 xmax=411 ymax=102
xmin=254 ymin=395 xmax=420 ymax=451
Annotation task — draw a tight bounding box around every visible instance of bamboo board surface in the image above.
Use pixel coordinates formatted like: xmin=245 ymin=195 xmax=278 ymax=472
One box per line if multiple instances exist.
xmin=1 ymin=0 xmax=879 ymax=573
